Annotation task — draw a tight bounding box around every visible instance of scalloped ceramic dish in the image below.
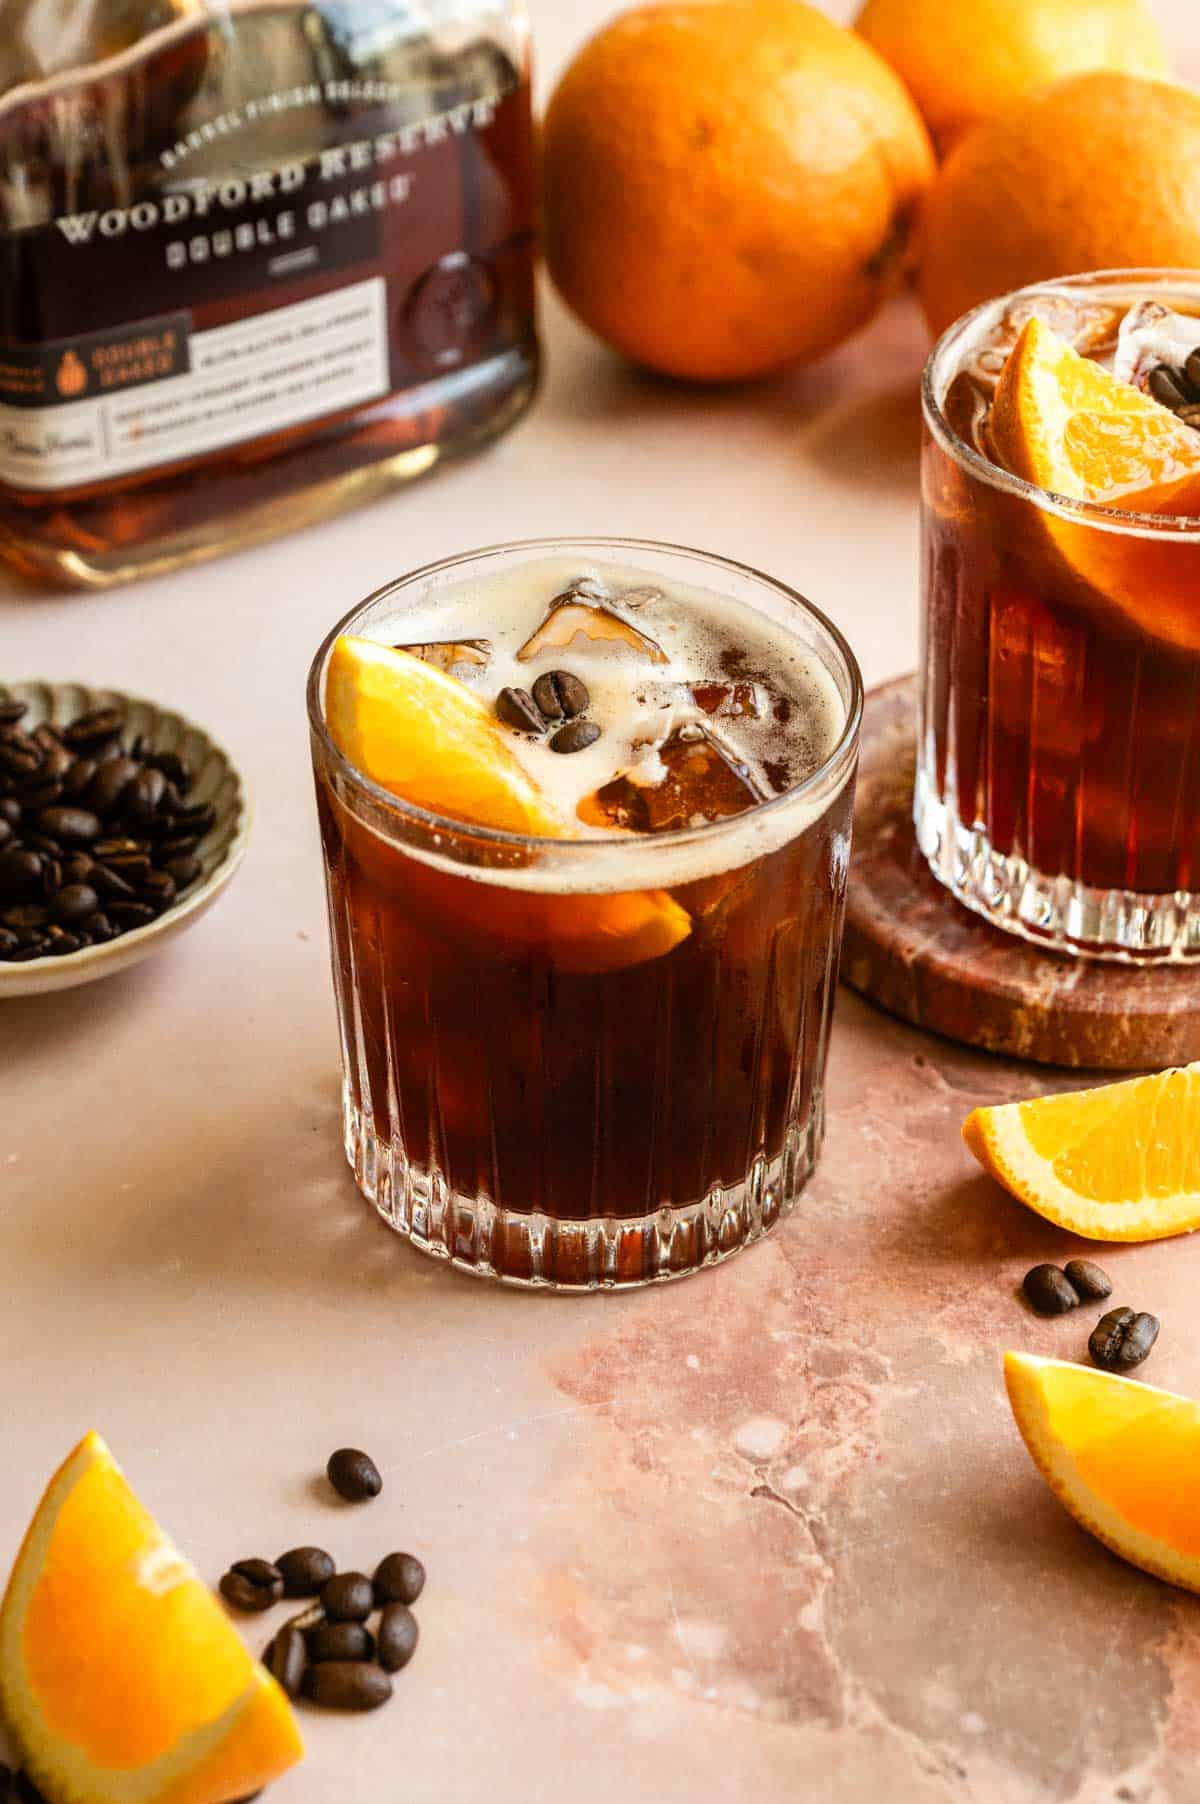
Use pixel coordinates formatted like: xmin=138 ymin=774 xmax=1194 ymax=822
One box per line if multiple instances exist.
xmin=0 ymin=682 xmax=250 ymax=998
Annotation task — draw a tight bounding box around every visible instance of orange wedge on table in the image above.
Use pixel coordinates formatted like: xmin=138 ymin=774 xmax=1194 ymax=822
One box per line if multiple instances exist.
xmin=1006 ymin=1352 xmax=1200 ymax=1593
xmin=964 ymin=1063 xmax=1200 ymax=1242
xmin=324 ymin=636 xmax=691 ymax=973
xmin=988 ymin=315 xmax=1200 ymax=651
xmin=0 ymin=1433 xmax=302 ymax=1804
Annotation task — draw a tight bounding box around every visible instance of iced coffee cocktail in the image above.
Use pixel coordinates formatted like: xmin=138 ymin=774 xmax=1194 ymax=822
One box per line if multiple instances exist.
xmin=919 ymin=271 xmax=1200 ymax=959
xmin=308 ymin=540 xmax=861 ymax=1288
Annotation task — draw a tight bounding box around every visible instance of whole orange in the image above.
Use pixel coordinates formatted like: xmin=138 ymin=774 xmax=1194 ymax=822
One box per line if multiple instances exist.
xmin=542 ymin=0 xmax=935 ymax=383
xmin=856 ymin=0 xmax=1166 ymax=156
xmin=919 ymin=73 xmax=1200 ymax=337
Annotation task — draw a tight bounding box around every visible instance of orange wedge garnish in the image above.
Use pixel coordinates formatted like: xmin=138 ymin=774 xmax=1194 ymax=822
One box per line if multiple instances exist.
xmin=989 ymin=316 xmax=1200 ymax=650
xmin=324 ymin=636 xmax=691 ymax=973
xmin=1005 ymin=1352 xmax=1200 ymax=1593
xmin=0 ymin=1432 xmax=303 ymax=1804
xmin=964 ymin=1063 xmax=1200 ymax=1242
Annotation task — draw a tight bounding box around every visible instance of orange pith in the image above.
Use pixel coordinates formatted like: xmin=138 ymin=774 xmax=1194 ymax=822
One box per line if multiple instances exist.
xmin=987 ymin=316 xmax=1200 ymax=651
xmin=324 ymin=635 xmax=692 ymax=973
xmin=1005 ymin=1353 xmax=1200 ymax=1589
xmin=964 ymin=1063 xmax=1200 ymax=1241
xmin=0 ymin=1433 xmax=303 ymax=1804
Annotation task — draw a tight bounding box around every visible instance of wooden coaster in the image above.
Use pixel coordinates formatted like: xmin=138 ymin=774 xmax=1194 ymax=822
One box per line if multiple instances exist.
xmin=841 ymin=676 xmax=1200 ymax=1071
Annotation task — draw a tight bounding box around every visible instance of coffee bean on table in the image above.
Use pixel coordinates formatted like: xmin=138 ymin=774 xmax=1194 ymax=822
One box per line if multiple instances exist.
xmin=326 ymin=1447 xmax=382 ymax=1501
xmin=1089 ymin=1307 xmax=1160 ymax=1373
xmin=549 ymin=719 xmax=601 ymax=755
xmin=320 ymin=1571 xmax=374 ymax=1622
xmin=276 ymin=1545 xmax=335 ymax=1597
xmin=373 ymin=1551 xmax=426 ymax=1607
xmin=219 ymin=1559 xmax=284 ymax=1613
xmin=36 ymin=806 xmax=101 ymax=846
xmin=265 ymin=1623 xmax=307 ymax=1699
xmin=377 ymin=1603 xmax=419 ymax=1673
xmin=307 ymin=1621 xmax=375 ymax=1664
xmin=1063 ymin=1259 xmax=1113 ymax=1302
xmin=302 ymin=1661 xmax=392 ymax=1712
xmin=1022 ymin=1264 xmax=1080 ymax=1316
xmin=495 ymin=686 xmax=547 ymax=734
xmin=531 ymin=670 xmax=589 ymax=721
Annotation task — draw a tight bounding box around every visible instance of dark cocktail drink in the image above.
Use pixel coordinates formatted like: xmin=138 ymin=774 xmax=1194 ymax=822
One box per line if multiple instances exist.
xmin=919 ymin=271 xmax=1200 ymax=959
xmin=309 ymin=540 xmax=861 ymax=1287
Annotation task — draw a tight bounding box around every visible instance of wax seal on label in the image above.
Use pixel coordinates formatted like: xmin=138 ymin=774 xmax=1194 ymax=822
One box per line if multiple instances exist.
xmin=403 ymin=252 xmax=497 ymax=368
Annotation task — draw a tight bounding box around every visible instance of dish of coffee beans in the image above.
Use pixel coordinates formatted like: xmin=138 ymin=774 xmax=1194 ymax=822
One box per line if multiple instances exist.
xmin=0 ymin=682 xmax=247 ymax=996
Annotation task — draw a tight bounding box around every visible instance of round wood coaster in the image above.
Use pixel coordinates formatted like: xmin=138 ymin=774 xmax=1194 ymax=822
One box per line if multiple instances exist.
xmin=841 ymin=676 xmax=1200 ymax=1071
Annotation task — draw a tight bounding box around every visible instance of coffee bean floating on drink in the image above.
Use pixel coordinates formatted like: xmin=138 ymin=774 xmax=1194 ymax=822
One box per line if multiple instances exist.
xmin=0 ymin=693 xmax=213 ymax=962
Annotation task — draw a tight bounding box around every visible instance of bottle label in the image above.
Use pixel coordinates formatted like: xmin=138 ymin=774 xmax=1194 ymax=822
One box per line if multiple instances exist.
xmin=0 ymin=279 xmax=388 ymax=490
xmin=0 ymin=9 xmax=533 ymax=495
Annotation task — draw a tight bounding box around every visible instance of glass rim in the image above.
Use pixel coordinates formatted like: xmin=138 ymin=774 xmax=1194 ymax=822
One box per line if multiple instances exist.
xmin=306 ymin=535 xmax=864 ymax=860
xmin=922 ymin=266 xmax=1200 ymax=541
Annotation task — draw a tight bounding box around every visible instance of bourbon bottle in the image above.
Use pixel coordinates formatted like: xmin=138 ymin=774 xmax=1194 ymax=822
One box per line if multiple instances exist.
xmin=0 ymin=0 xmax=539 ymax=586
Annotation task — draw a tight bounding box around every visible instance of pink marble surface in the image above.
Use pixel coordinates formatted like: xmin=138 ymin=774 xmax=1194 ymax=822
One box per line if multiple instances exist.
xmin=3 ymin=3 xmax=1200 ymax=1800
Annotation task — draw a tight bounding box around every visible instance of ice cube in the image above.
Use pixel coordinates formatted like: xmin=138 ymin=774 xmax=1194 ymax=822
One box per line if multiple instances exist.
xmin=578 ymin=724 xmax=766 ymax=834
xmin=690 ymin=680 xmax=765 ymax=721
xmin=517 ymin=600 xmax=668 ymax=665
xmin=393 ymin=639 xmax=492 ymax=675
xmin=964 ymin=294 xmax=1124 ymax=392
xmin=1112 ymin=301 xmax=1200 ymax=406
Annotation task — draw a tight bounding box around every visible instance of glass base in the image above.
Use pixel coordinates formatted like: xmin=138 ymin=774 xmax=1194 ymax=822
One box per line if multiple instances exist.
xmin=914 ymin=763 xmax=1200 ymax=963
xmin=342 ymin=1087 xmax=822 ymax=1290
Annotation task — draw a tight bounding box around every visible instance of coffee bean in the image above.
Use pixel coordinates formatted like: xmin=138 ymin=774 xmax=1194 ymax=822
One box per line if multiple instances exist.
xmin=306 ymin=1621 xmax=375 ymax=1664
xmin=1063 ymin=1259 xmax=1113 ymax=1302
xmin=125 ymin=766 xmax=168 ymax=823
xmin=373 ymin=1551 xmax=426 ymax=1608
xmin=326 ymin=1447 xmax=382 ymax=1501
xmin=0 ymin=929 xmax=17 ymax=955
xmin=1089 ymin=1307 xmax=1160 ymax=1373
xmin=139 ymin=869 xmax=177 ymax=911
xmin=0 ymin=741 xmax=40 ymax=776
xmin=320 ymin=1572 xmax=374 ymax=1622
xmin=20 ymin=777 xmax=64 ymax=811
xmin=93 ymin=837 xmax=146 ymax=860
xmin=219 ymin=1559 xmax=284 ymax=1613
xmin=146 ymin=749 xmax=189 ymax=787
xmin=108 ymin=901 xmax=155 ymax=929
xmin=63 ymin=757 xmax=97 ymax=799
xmin=87 ymin=912 xmax=116 ymax=943
xmin=0 ymin=697 xmax=26 ymax=726
xmin=10 ymin=942 xmax=49 ymax=960
xmin=549 ymin=719 xmax=601 ymax=755
xmin=0 ymin=820 xmax=11 ymax=851
xmin=377 ymin=1603 xmax=419 ymax=1673
xmin=174 ymin=801 xmax=216 ymax=834
xmin=276 ymin=1545 xmax=336 ymax=1597
xmin=86 ymin=757 xmax=140 ymax=816
xmin=59 ymin=853 xmax=94 ymax=885
xmin=1022 ymin=1264 xmax=1079 ymax=1316
xmin=0 ymin=849 xmax=44 ymax=898
xmin=301 ymin=1661 xmax=392 ymax=1712
xmin=1149 ymin=364 xmax=1190 ymax=409
xmin=0 ymin=799 xmax=20 ymax=826
xmin=51 ymin=883 xmax=99 ymax=925
xmin=496 ymin=687 xmax=547 ymax=734
xmin=91 ymin=864 xmax=136 ymax=901
xmin=44 ymin=926 xmax=81 ymax=955
xmin=63 ymin=707 xmax=124 ymax=750
xmin=158 ymin=833 xmax=202 ymax=859
xmin=166 ymin=854 xmax=202 ymax=890
xmin=36 ymin=806 xmax=100 ymax=846
xmin=1185 ymin=349 xmax=1200 ymax=397
xmin=532 ymin=670 xmax=589 ymax=721
xmin=265 ymin=1623 xmax=307 ymax=1698
xmin=2 ymin=904 xmax=48 ymax=932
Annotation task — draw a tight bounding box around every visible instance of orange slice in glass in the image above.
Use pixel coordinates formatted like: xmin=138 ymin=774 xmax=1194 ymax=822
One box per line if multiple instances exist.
xmin=963 ymin=1062 xmax=1200 ymax=1241
xmin=1005 ymin=1352 xmax=1200 ymax=1592
xmin=324 ymin=636 xmax=691 ymax=972
xmin=0 ymin=1432 xmax=303 ymax=1804
xmin=988 ymin=315 xmax=1200 ymax=650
